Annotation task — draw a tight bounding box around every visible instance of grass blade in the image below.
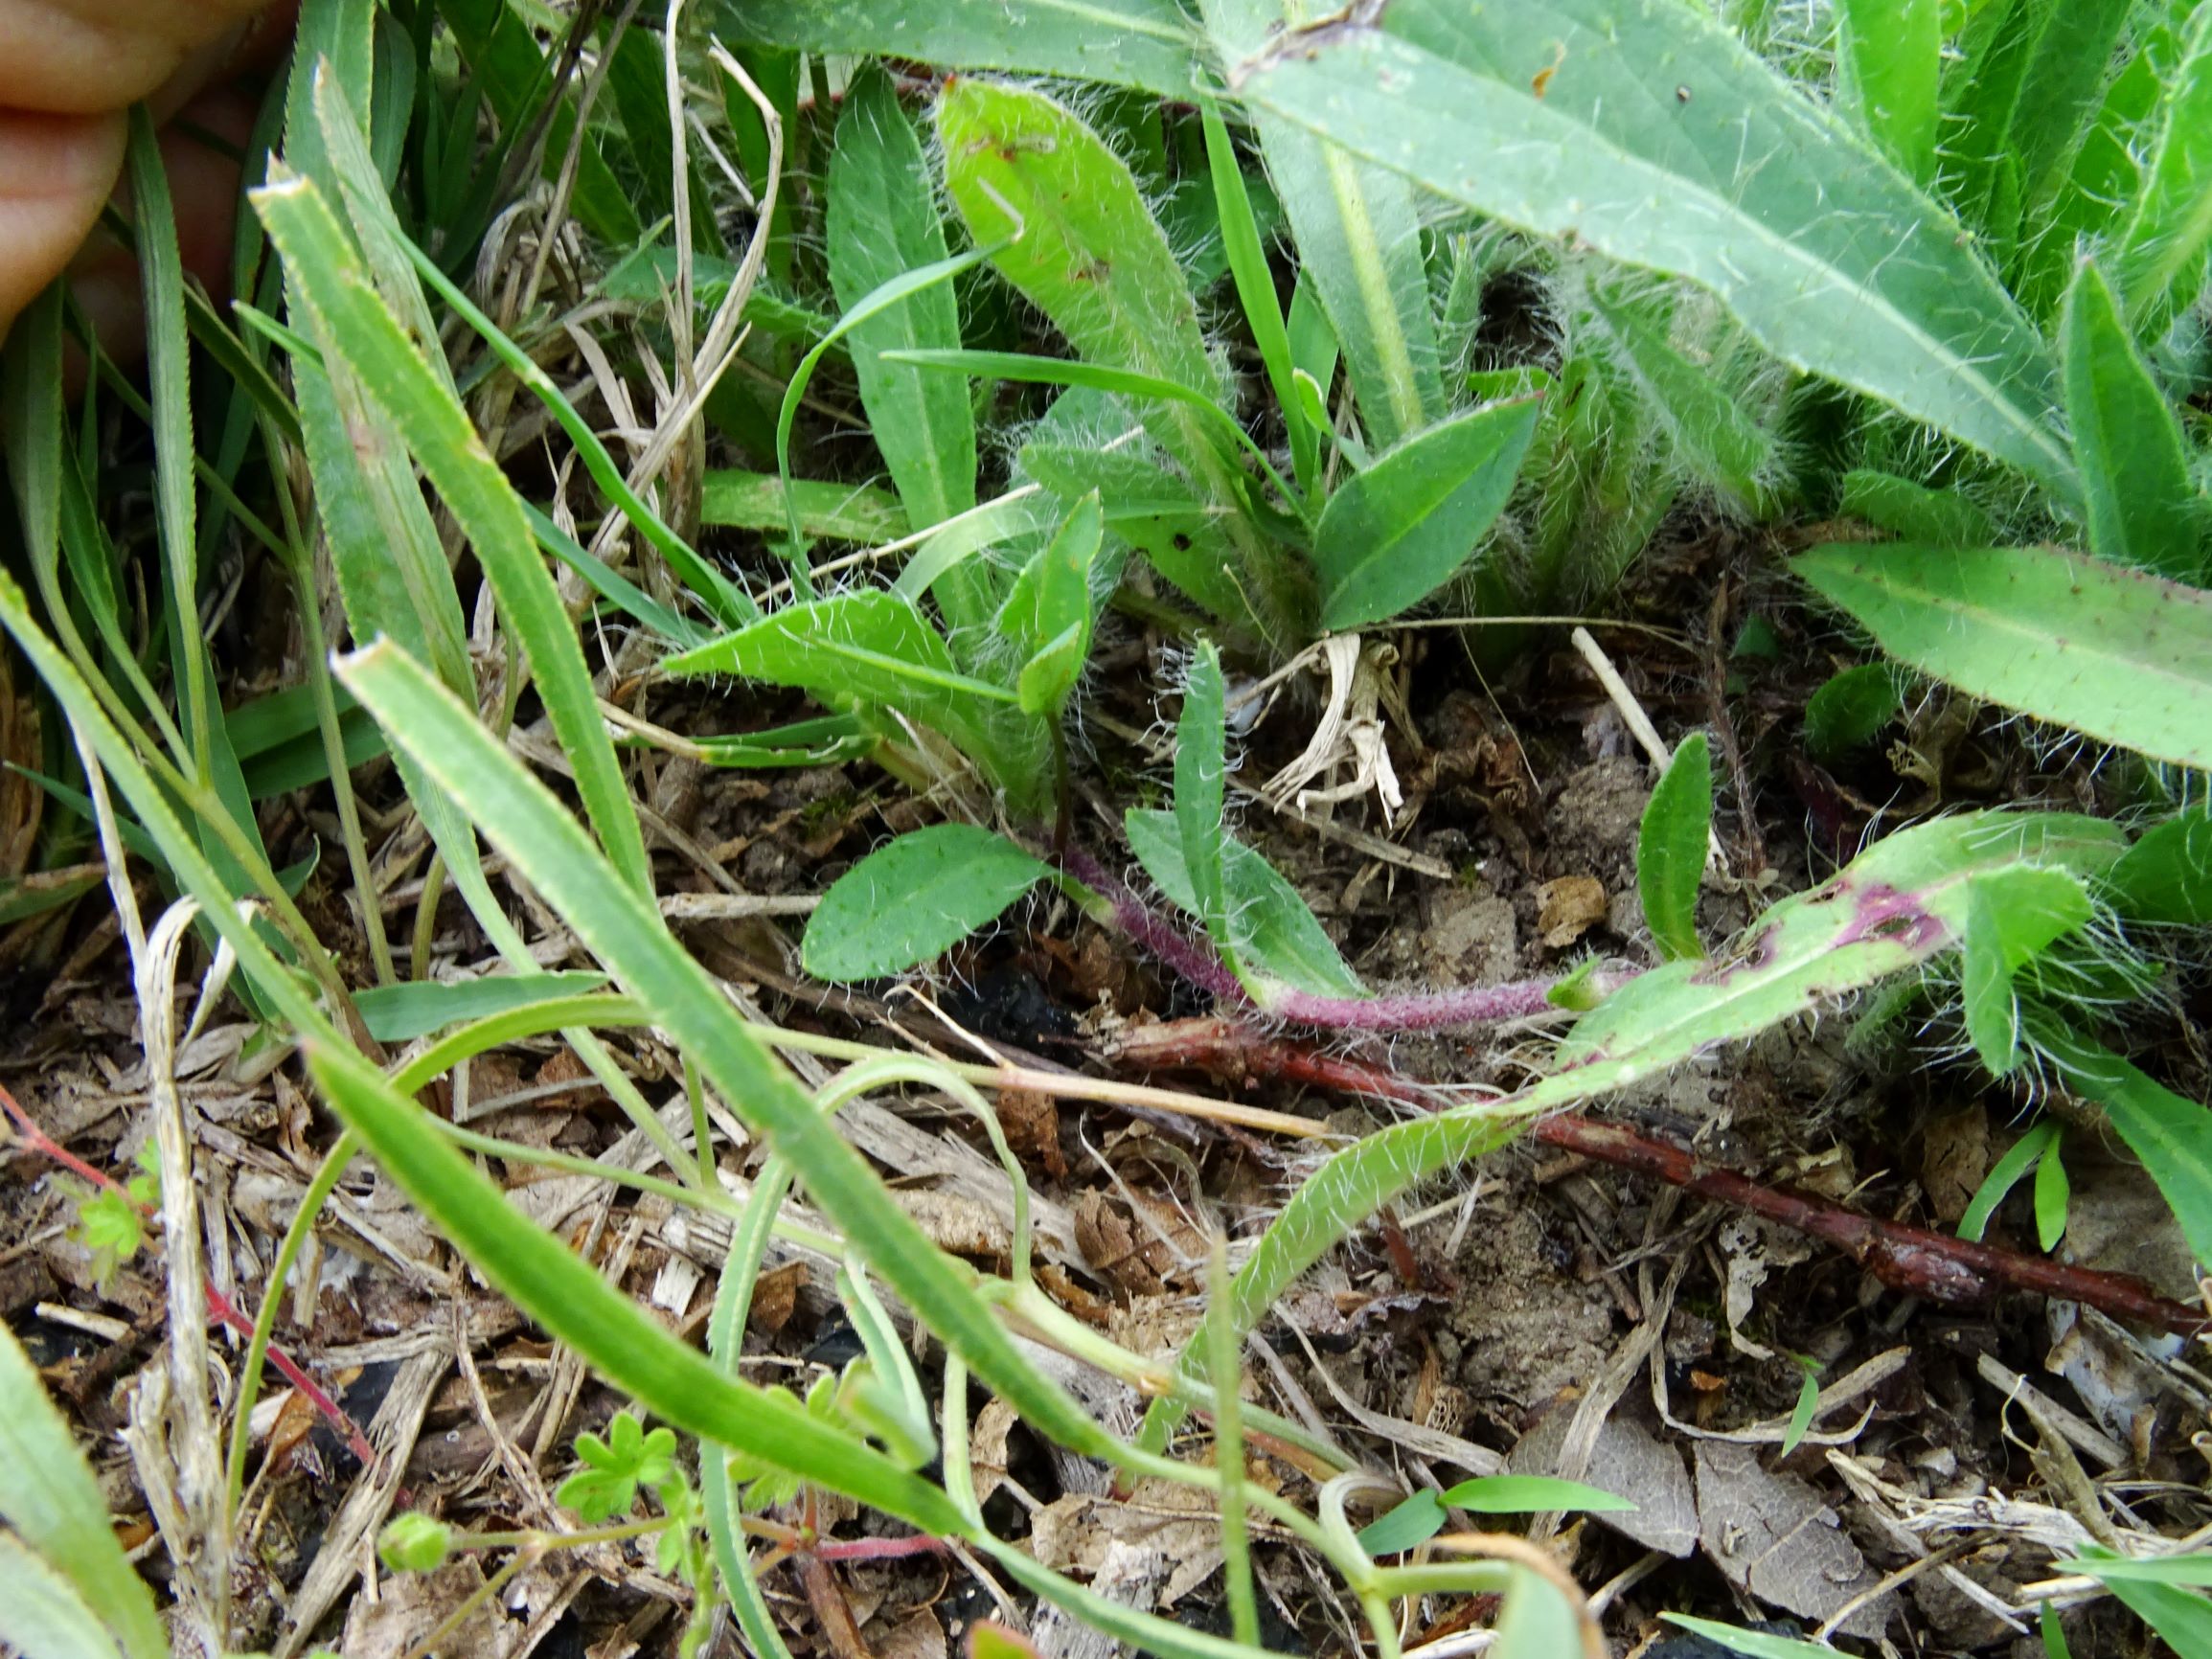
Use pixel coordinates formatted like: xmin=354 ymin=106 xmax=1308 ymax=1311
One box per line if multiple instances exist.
xmin=2060 ymin=259 xmax=2204 ymax=581
xmin=303 ymin=1037 xmax=967 ymax=1533
xmin=1229 ymin=0 xmax=2075 ymax=499
xmin=333 ymin=641 xmax=1132 ymax=1470
xmin=2041 ymin=1028 xmax=2212 ymax=1270
xmin=0 ymin=1326 xmax=167 ymax=1659
xmin=1792 ymin=542 xmax=2212 ymax=769
xmin=256 ymin=169 xmax=652 ymax=898
xmin=829 ymin=65 xmax=976 ymax=532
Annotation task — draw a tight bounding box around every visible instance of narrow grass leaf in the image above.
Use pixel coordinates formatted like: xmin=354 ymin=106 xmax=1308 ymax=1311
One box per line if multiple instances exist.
xmin=2103 ymin=808 xmax=2212 ymax=926
xmin=1959 ymin=1122 xmax=2057 ymax=1245
xmin=2060 ymin=260 xmax=2203 ymax=581
xmin=523 ymin=504 xmax=707 ymax=648
xmin=0 ymin=1533 xmax=131 ymax=1659
xmin=1779 ymin=1363 xmax=1821 ymax=1456
xmin=1232 ymin=0 xmax=2075 ymax=498
xmin=1127 ymin=808 xmax=1367 ymax=1001
xmin=1314 ymin=399 xmax=1540 ymax=630
xmin=2077 ymin=1546 xmax=2212 ymax=1654
xmin=1441 ymin=1476 xmax=1634 ymax=1514
xmin=1659 ymin=1615 xmax=1837 ymax=1657
xmin=2041 ymin=1030 xmax=2212 ymax=1269
xmin=256 ymin=170 xmax=651 ymax=896
xmin=2041 ymin=1602 xmax=2073 ymax=1659
xmin=802 ymin=826 xmax=1049 ymax=983
xmin=830 ymin=66 xmax=976 ymax=532
xmin=353 ymin=971 xmax=609 ymax=1044
xmin=0 ymin=1326 xmax=166 ymax=1659
xmin=334 ymin=642 xmax=1130 ymax=1468
xmin=1637 ymin=734 xmax=1710 ymax=962
xmin=714 ymin=0 xmax=1199 ymax=97
xmin=1804 ymin=664 xmax=1905 ymax=762
xmin=1837 ymin=469 xmax=1994 ymax=547
xmin=2112 ymin=2 xmax=2212 ymax=334
xmin=1792 ymin=543 xmax=2212 ymax=769
xmin=304 ymin=1038 xmax=966 ymax=1532
xmin=1356 ymin=1491 xmax=1447 ymax=1556
xmin=1836 ymin=0 xmax=1939 ymax=180
xmin=2071 ymin=1553 xmax=2212 ymax=1587
xmin=1199 ymin=99 xmax=1312 ymax=493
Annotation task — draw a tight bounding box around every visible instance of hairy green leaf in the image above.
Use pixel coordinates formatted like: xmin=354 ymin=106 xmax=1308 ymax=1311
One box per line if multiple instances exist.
xmin=1230 ymin=0 xmax=2075 ymax=497
xmin=1312 ymin=399 xmax=1540 ymax=630
xmin=1836 ymin=0 xmax=1939 ymax=181
xmin=1804 ymin=663 xmax=1906 ymax=761
xmin=1000 ymin=493 xmax=1106 ymax=716
xmin=1962 ymin=867 xmax=2092 ymax=1074
xmin=701 ymin=472 xmax=908 ymax=543
xmin=1793 ymin=543 xmax=2212 ymax=769
xmin=2112 ymin=2 xmax=2212 ymax=334
xmin=802 ymin=826 xmax=1049 ymax=983
xmin=2103 ymin=809 xmax=2212 ymax=926
xmin=713 ymin=0 xmax=1198 ymax=96
xmin=1637 ymin=734 xmax=1710 ymax=962
xmin=1127 ymin=808 xmax=1369 ymax=1002
xmin=829 ymin=67 xmax=977 ymax=531
xmin=1837 ymin=469 xmax=1994 ymax=547
xmin=1174 ymin=643 xmax=1233 ymax=964
xmin=2060 ymin=260 xmax=2203 ymax=581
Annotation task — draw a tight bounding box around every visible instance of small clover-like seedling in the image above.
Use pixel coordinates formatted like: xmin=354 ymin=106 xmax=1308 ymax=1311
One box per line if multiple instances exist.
xmin=725 ymin=1373 xmax=849 ymax=1512
xmin=557 ymin=1410 xmax=677 ymax=1523
xmin=69 ymin=1144 xmax=159 ymax=1290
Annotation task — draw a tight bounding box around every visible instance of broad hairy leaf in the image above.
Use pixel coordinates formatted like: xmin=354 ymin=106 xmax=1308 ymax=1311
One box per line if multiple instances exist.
xmin=1019 ymin=442 xmax=1245 ymax=623
xmin=1127 ymin=808 xmax=1369 ymax=1002
xmin=1961 ymin=867 xmax=2092 ymax=1074
xmin=934 ymin=81 xmax=1307 ymax=641
xmin=1591 ymin=290 xmax=1774 ymax=512
xmin=1837 ymin=469 xmax=1994 ymax=547
xmin=2103 ymin=808 xmax=2212 ymax=926
xmin=1803 ymin=663 xmax=1905 ymax=761
xmin=1228 ymin=0 xmax=2076 ymax=498
xmin=829 ymin=66 xmax=976 ymax=532
xmin=2060 ymin=260 xmax=2203 ymax=581
xmin=701 ymin=471 xmax=907 ymax=543
xmin=1792 ymin=542 xmax=2212 ymax=769
xmin=1637 ymin=734 xmax=1710 ymax=962
xmin=1312 ymin=399 xmax=1540 ymax=630
xmin=2112 ymin=1 xmax=2212 ymax=334
xmin=802 ymin=826 xmax=1050 ymax=983
xmin=0 ymin=1534 xmax=131 ymax=1659
xmin=1836 ymin=0 xmax=1938 ymax=181
xmin=712 ymin=0 xmax=1199 ymax=97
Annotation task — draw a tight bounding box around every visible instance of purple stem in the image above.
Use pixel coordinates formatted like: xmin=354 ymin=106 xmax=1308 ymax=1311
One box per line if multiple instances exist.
xmin=1063 ymin=845 xmax=1641 ymax=1033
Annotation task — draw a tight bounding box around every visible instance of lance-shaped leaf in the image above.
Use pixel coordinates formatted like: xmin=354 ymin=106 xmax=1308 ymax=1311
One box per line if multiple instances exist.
xmin=2111 ymin=2 xmax=2212 ymax=336
xmin=1793 ymin=543 xmax=2212 ymax=770
xmin=998 ymin=492 xmax=1106 ymax=716
xmin=803 ymin=826 xmax=1050 ymax=982
xmin=1227 ymin=0 xmax=2075 ymax=499
xmin=1638 ymin=734 xmax=1711 ymax=962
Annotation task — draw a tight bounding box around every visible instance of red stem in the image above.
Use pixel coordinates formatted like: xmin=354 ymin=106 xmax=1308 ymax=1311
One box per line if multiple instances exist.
xmin=1 ymin=1083 xmax=378 ymax=1465
xmin=1108 ymin=1017 xmax=2211 ymax=1339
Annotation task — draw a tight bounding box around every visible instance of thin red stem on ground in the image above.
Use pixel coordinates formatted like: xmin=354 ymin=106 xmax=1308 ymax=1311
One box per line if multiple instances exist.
xmin=1107 ymin=1016 xmax=2211 ymax=1340
xmin=0 ymin=1082 xmax=378 ymax=1464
